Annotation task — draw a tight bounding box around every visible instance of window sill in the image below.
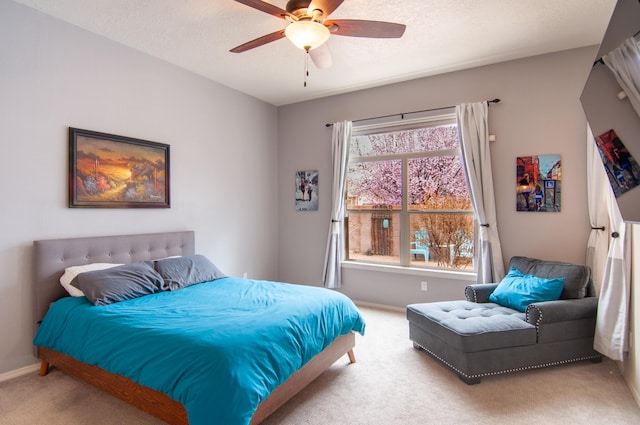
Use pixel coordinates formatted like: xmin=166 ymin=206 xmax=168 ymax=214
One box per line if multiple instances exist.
xmin=341 ymin=260 xmax=477 ymax=281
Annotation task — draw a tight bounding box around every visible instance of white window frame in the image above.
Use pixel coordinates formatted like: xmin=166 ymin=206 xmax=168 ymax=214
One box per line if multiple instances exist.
xmin=345 ymin=110 xmax=476 ymax=271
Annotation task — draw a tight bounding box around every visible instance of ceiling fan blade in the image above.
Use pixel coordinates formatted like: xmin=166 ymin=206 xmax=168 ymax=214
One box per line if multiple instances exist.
xmin=234 ymin=0 xmax=292 ymax=20
xmin=309 ymin=43 xmax=332 ymax=69
xmin=308 ymin=0 xmax=344 ymax=18
xmin=230 ymin=29 xmax=286 ymax=53
xmin=325 ymin=19 xmax=406 ymax=38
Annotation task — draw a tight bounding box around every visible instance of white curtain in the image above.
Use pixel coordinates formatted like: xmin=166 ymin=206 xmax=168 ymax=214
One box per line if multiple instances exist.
xmin=592 ymin=158 xmax=631 ymax=361
xmin=603 ymin=37 xmax=640 ymax=118
xmin=456 ymin=102 xmax=505 ymax=283
xmin=322 ymin=121 xmax=352 ymax=288
xmin=585 ymin=125 xmax=610 ymax=292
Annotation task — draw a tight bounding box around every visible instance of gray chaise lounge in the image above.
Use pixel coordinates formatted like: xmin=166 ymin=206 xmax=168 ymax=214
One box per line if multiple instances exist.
xmin=407 ymin=256 xmax=602 ymax=384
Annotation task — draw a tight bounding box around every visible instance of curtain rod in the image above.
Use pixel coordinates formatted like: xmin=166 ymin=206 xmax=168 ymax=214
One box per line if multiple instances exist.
xmin=593 ymin=29 xmax=640 ymax=67
xmin=324 ymin=98 xmax=501 ymax=127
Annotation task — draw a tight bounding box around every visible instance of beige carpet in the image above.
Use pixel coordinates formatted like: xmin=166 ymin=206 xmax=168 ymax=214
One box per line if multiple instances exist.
xmin=1 ymin=305 xmax=639 ymax=425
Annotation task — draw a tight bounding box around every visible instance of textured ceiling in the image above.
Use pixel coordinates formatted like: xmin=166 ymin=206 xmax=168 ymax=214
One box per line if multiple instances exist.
xmin=12 ymin=0 xmax=617 ymax=106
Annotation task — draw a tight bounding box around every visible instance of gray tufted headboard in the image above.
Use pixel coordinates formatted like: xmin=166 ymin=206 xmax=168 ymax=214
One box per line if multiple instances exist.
xmin=33 ymin=231 xmax=195 ymax=329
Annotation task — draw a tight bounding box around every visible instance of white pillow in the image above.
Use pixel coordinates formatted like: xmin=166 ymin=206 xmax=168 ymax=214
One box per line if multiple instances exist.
xmin=60 ymin=263 xmax=123 ymax=297
xmin=154 ymin=255 xmax=182 ymax=261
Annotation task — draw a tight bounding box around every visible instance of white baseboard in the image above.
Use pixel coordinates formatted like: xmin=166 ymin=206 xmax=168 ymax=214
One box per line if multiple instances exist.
xmin=626 ymin=379 xmax=640 ymax=409
xmin=354 ymin=300 xmax=405 ymax=313
xmin=0 ymin=363 xmax=40 ymax=383
xmin=622 ymin=368 xmax=640 ymax=409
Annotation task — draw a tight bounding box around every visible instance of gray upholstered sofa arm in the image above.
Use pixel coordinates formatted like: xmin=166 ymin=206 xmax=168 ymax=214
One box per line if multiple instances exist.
xmin=465 ymin=284 xmax=499 ymax=303
xmin=525 ymin=297 xmax=598 ymax=325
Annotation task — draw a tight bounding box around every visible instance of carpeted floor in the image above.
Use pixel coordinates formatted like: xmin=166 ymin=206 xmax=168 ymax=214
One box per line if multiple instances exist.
xmin=1 ymin=305 xmax=639 ymax=425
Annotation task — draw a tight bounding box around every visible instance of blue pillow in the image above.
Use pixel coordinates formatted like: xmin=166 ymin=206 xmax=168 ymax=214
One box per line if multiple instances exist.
xmin=489 ymin=266 xmax=565 ymax=312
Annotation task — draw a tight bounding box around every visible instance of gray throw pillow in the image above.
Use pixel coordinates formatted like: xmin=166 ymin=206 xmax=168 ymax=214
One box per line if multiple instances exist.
xmin=509 ymin=256 xmax=591 ymax=299
xmin=71 ymin=261 xmax=164 ymax=305
xmin=154 ymin=254 xmax=226 ymax=291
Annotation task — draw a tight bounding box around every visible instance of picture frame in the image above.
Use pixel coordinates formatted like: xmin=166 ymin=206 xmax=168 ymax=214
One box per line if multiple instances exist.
xmin=69 ymin=127 xmax=170 ymax=208
xmin=516 ymin=154 xmax=561 ymax=212
xmin=295 ymin=170 xmax=318 ymax=211
xmin=594 ymin=129 xmax=640 ymax=198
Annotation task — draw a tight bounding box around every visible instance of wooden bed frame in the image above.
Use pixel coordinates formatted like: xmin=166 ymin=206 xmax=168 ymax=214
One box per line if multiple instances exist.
xmin=33 ymin=231 xmax=356 ymax=425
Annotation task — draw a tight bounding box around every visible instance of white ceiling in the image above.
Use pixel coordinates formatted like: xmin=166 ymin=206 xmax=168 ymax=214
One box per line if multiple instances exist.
xmin=12 ymin=0 xmax=617 ymax=106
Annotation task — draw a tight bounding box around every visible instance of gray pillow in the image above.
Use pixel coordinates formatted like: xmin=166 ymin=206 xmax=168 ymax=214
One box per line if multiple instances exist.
xmin=154 ymin=254 xmax=226 ymax=291
xmin=509 ymin=256 xmax=592 ymax=299
xmin=71 ymin=261 xmax=164 ymax=306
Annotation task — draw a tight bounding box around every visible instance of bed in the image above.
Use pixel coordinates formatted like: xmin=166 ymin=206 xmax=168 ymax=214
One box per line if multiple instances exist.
xmin=33 ymin=231 xmax=365 ymax=425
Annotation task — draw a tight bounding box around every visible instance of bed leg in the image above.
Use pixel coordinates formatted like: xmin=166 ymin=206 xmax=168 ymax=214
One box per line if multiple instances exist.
xmin=39 ymin=361 xmax=50 ymax=376
xmin=347 ymin=349 xmax=356 ymax=364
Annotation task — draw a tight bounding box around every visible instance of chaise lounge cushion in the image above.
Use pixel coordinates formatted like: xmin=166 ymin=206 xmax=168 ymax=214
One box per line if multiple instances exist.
xmin=406 ymin=301 xmax=536 ymax=353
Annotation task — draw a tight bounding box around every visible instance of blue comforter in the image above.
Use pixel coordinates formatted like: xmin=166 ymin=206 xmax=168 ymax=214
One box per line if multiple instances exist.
xmin=34 ymin=277 xmax=365 ymax=425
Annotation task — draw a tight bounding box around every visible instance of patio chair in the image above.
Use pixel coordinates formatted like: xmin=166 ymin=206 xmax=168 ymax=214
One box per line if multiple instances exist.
xmin=410 ymin=228 xmax=430 ymax=262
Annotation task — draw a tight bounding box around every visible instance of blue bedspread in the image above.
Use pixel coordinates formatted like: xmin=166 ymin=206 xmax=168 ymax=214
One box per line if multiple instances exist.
xmin=34 ymin=277 xmax=365 ymax=425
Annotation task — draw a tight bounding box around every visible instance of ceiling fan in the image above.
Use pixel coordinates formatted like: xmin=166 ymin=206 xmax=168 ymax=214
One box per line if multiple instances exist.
xmin=230 ymin=0 xmax=406 ymax=69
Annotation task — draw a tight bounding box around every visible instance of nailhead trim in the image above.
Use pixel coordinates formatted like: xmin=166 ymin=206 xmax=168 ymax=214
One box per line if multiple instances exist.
xmin=525 ymin=305 xmax=543 ymax=341
xmin=465 ymin=286 xmax=478 ymax=303
xmin=412 ymin=341 xmax=602 ymax=380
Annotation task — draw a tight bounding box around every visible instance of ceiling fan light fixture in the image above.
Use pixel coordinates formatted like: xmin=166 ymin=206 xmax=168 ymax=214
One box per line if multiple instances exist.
xmin=284 ymin=20 xmax=330 ymax=51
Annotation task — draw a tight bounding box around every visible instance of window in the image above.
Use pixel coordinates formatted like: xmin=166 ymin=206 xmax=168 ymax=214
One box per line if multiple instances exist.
xmin=345 ymin=113 xmax=475 ymax=270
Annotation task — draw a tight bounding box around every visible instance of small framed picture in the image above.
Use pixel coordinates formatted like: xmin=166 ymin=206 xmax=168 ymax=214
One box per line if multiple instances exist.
xmin=295 ymin=170 xmax=318 ymax=211
xmin=594 ymin=129 xmax=640 ymax=198
xmin=516 ymin=154 xmax=561 ymax=212
xmin=69 ymin=128 xmax=170 ymax=208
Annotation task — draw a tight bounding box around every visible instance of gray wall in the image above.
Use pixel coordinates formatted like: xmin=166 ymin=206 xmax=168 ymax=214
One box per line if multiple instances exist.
xmin=277 ymin=47 xmax=597 ymax=307
xmin=0 ymin=0 xmax=279 ymax=374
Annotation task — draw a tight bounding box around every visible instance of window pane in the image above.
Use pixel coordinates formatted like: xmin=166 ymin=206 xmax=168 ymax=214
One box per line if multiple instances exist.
xmin=350 ymin=124 xmax=459 ymax=157
xmin=347 ymin=160 xmax=401 ymax=209
xmin=408 ymin=156 xmax=471 ymax=210
xmin=347 ymin=212 xmax=400 ymax=265
xmin=410 ymin=213 xmax=475 ymax=269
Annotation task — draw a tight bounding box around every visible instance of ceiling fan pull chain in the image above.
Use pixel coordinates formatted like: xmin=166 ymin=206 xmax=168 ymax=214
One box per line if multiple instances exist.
xmin=304 ymin=48 xmax=310 ymax=87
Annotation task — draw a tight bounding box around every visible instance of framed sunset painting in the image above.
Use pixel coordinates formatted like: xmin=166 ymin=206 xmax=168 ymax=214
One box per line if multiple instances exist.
xmin=68 ymin=128 xmax=170 ymax=208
